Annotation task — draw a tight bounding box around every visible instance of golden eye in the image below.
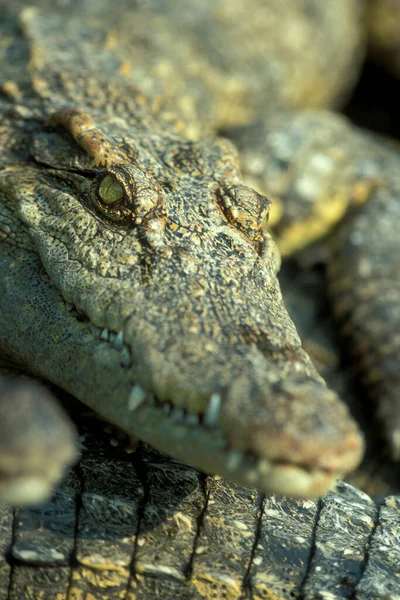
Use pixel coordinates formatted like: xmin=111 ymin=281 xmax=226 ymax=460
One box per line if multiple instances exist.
xmin=97 ymin=174 xmax=125 ymax=205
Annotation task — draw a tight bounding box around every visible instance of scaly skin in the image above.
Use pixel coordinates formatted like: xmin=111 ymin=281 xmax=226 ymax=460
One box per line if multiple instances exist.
xmin=3 ymin=420 xmax=400 ymax=600
xmin=232 ymin=108 xmax=400 ymax=459
xmin=0 ymin=4 xmax=365 ymax=501
xmin=227 ymin=111 xmax=378 ymax=257
xmin=0 ymin=0 xmax=365 ymax=133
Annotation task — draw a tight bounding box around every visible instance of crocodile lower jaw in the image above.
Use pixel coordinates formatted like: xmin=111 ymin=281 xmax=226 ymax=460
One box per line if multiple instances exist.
xmin=127 ymin=401 xmax=345 ymax=498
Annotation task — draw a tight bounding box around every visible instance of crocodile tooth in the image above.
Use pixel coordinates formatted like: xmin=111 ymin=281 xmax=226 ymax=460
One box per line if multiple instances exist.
xmin=128 ymin=384 xmax=147 ymax=411
xmin=88 ymin=322 xmax=102 ymax=337
xmin=204 ymin=393 xmax=221 ymax=427
xmin=65 ymin=301 xmax=74 ymax=312
xmin=185 ymin=412 xmax=200 ymax=426
xmin=100 ymin=328 xmax=109 ymax=341
xmin=113 ymin=330 xmax=124 ymax=351
xmin=109 ymin=331 xmax=116 ymax=343
xmin=225 ymin=450 xmax=242 ymax=472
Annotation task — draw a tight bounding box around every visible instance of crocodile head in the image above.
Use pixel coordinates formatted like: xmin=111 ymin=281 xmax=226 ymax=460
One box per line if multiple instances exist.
xmin=1 ymin=105 xmax=364 ymax=497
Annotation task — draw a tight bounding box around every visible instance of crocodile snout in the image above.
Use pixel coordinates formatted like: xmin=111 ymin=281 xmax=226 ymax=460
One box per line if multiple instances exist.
xmin=221 ymin=374 xmax=364 ymax=476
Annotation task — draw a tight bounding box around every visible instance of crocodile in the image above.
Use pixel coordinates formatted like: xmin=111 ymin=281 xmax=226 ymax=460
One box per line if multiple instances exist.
xmin=0 ymin=1 xmax=366 ymax=502
xmin=2 ymin=409 xmax=400 ymax=600
xmin=1 ymin=1 xmax=400 ymax=597
xmin=2 ymin=275 xmax=399 ymax=599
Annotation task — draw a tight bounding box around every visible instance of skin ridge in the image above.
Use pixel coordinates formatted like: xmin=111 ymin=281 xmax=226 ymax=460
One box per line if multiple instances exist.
xmin=2 ymin=434 xmax=399 ymax=598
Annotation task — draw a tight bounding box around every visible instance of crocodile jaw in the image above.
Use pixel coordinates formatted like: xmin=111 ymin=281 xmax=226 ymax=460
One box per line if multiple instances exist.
xmin=63 ymin=301 xmax=364 ymax=498
xmin=0 ymin=109 xmax=364 ymax=498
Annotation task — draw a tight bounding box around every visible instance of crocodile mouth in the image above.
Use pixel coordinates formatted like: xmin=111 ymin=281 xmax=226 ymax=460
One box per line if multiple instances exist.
xmin=64 ymin=301 xmax=363 ymax=498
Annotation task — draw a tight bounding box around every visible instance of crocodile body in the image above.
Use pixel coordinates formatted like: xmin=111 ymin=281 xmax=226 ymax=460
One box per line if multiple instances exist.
xmin=0 ymin=407 xmax=399 ymax=600
xmin=1 ymin=1 xmax=400 ymax=598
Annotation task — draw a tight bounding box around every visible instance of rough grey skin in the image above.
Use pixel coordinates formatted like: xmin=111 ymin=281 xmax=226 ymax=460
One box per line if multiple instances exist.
xmin=230 ymin=109 xmax=400 ymax=460
xmin=1 ymin=0 xmax=365 ymax=133
xmin=0 ymin=2 xmax=365 ymax=502
xmin=0 ymin=2 xmax=399 ymax=598
xmin=2 ymin=417 xmax=399 ymax=600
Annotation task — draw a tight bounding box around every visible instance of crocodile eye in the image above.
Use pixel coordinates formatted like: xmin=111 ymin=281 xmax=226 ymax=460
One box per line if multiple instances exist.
xmin=217 ymin=184 xmax=271 ymax=254
xmin=97 ymin=174 xmax=125 ymax=205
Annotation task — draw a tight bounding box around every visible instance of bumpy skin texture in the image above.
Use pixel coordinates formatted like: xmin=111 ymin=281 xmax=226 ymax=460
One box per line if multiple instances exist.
xmin=123 ymin=0 xmax=366 ymax=127
xmin=227 ymin=111 xmax=379 ymax=256
xmin=329 ymin=158 xmax=400 ymax=460
xmin=233 ymin=109 xmax=400 ymax=460
xmin=0 ymin=1 xmax=399 ymax=597
xmin=2 ymin=418 xmax=399 ymax=600
xmin=0 ymin=4 xmax=365 ymax=500
xmin=0 ymin=0 xmax=365 ymax=132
